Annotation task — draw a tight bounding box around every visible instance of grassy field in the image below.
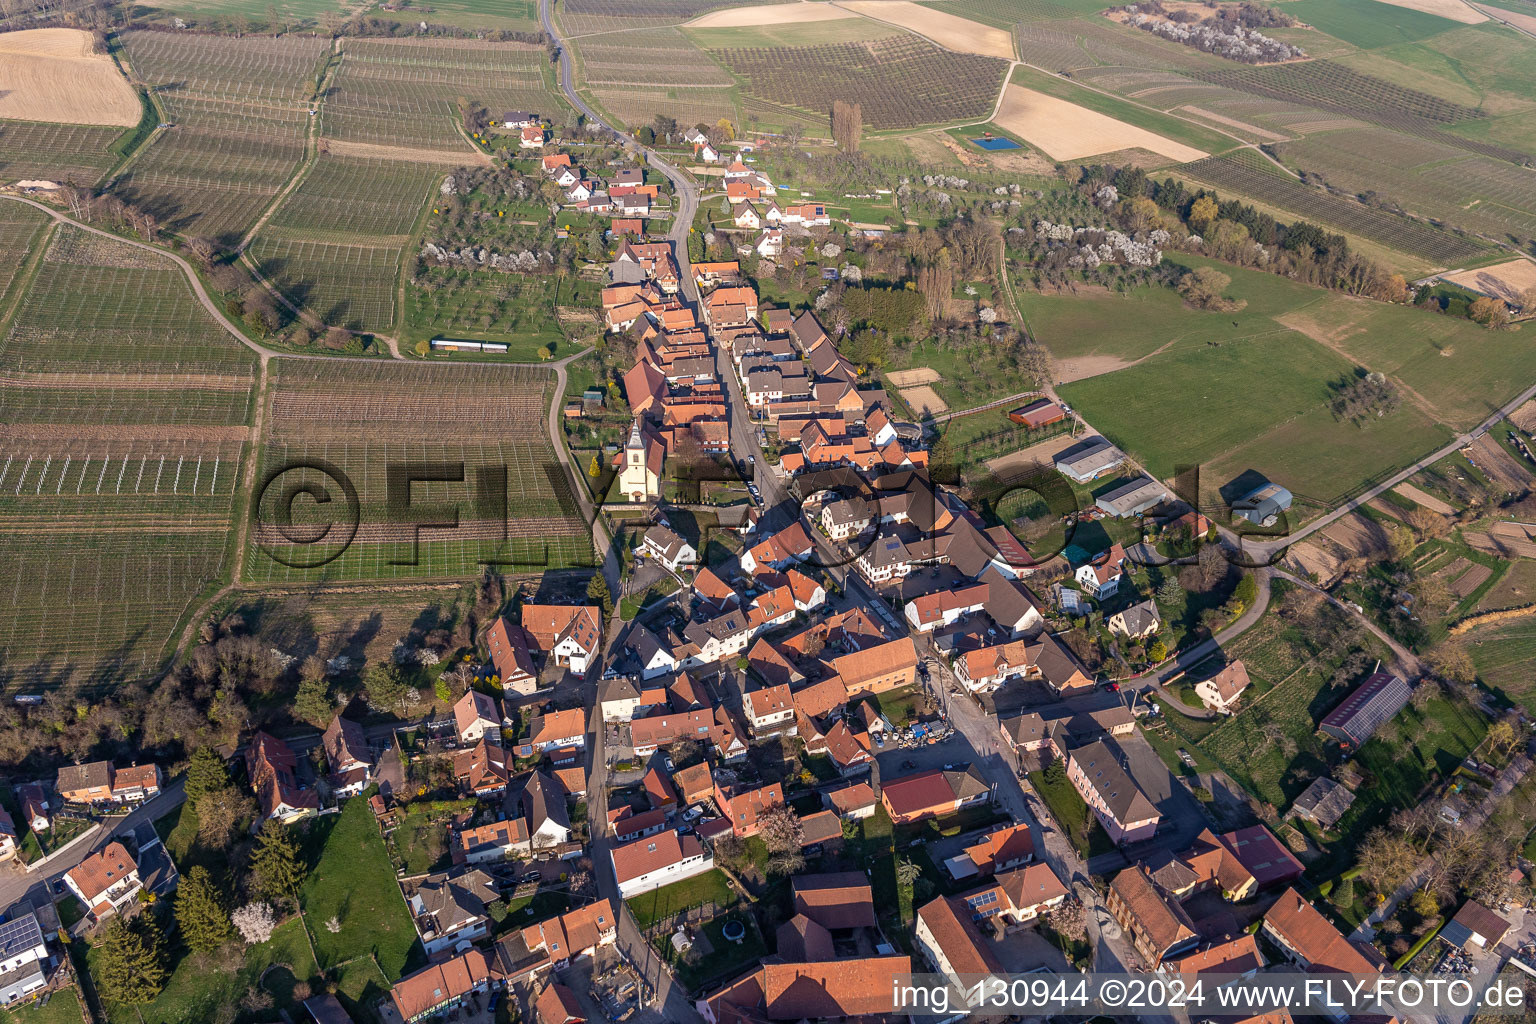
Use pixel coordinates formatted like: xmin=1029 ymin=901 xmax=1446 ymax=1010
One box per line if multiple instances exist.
xmin=300 ymin=795 xmax=421 ymax=980
xmin=0 ymin=989 xmax=83 ymax=1024
xmin=1027 ymin=769 xmax=1116 ymax=859
xmin=626 ymin=867 xmax=735 ymax=929
xmin=1283 ymin=0 xmax=1464 ymax=50
xmin=1041 ymin=254 xmax=1531 ymax=508
xmin=371 ymin=0 xmax=543 ymax=31
xmin=91 ymin=916 xmax=317 ymax=1024
xmin=0 ymin=225 xmax=256 ymax=693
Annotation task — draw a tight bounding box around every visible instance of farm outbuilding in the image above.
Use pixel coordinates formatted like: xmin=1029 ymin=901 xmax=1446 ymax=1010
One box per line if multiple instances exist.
xmin=1054 ymin=437 xmax=1125 ymax=483
xmin=1009 ymin=398 xmax=1065 ymax=429
xmin=1232 ymin=482 xmax=1293 ymax=527
xmin=1095 ymin=476 xmax=1170 ymax=518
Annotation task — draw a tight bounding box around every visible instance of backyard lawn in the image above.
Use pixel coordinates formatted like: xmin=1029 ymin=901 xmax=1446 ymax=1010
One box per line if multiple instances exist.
xmin=626 ymin=868 xmax=735 ymax=930
xmin=1027 ymin=769 xmax=1115 ymax=860
xmin=299 ymin=795 xmax=421 ymax=980
xmin=0 ymin=990 xmax=84 ymax=1024
xmin=90 ymin=917 xmax=317 ymax=1024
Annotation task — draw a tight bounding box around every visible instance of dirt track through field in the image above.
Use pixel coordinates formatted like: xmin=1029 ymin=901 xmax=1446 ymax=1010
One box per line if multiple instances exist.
xmin=983 ymin=431 xmax=1084 ymax=476
xmin=834 ymin=0 xmax=1015 ymax=58
xmin=993 ymin=85 xmax=1207 ymax=163
xmin=0 ymin=29 xmax=142 ymax=127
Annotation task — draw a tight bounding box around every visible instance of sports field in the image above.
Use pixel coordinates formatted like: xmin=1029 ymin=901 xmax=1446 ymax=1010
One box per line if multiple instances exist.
xmin=0 ymin=222 xmax=257 ymax=692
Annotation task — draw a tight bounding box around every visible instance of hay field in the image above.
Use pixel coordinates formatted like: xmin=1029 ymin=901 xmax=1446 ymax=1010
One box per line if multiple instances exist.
xmin=1444 ymin=259 xmax=1536 ymax=306
xmin=688 ymin=2 xmax=860 ymax=25
xmin=993 ymin=84 xmax=1208 ymax=162
xmin=0 ymin=29 xmax=141 ymax=127
xmin=835 ymin=0 xmax=1015 ymax=58
xmin=1394 ymin=481 xmax=1454 ymax=514
xmin=1372 ymin=0 xmax=1487 ymax=22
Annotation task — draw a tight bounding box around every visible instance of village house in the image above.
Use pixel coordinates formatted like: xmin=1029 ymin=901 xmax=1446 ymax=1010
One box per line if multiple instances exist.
xmin=611 ymin=830 xmax=713 ymax=897
xmin=1074 ymin=543 xmax=1127 ymax=599
xmin=521 ymin=604 xmax=602 ymax=675
xmin=409 ymin=868 xmax=501 ymax=956
xmin=321 ymin=715 xmax=371 ymax=797
xmin=824 ymin=781 xmax=877 ymax=820
xmin=519 ymin=124 xmax=545 ymax=148
xmin=486 ymin=615 xmax=539 ymax=695
xmin=955 ymin=862 xmax=1069 ymax=927
xmin=1262 ymin=887 xmax=1388 ymax=976
xmin=1195 ymin=660 xmax=1251 ymax=715
xmin=880 ymin=766 xmax=991 ymax=825
xmin=454 ymin=818 xmax=530 ymax=864
xmin=0 ymin=808 xmax=15 ymax=862
xmin=64 ymin=842 xmax=141 ymax=922
xmin=1108 ymin=599 xmax=1162 ymax=639
xmin=453 ymin=738 xmax=510 ymax=797
xmin=1107 ymin=865 xmax=1199 ymax=967
xmin=57 ymin=761 xmax=162 ymax=806
xmin=950 ymin=821 xmax=1035 ymax=879
xmin=454 ymin=690 xmax=502 ymax=744
xmin=1067 ymin=740 xmax=1160 ymax=845
xmin=696 ymin=957 xmax=911 ymax=1024
xmin=524 ymin=708 xmax=587 ymax=753
xmin=247 ymin=731 xmax=319 ymax=822
xmin=743 ymin=684 xmax=796 ymax=737
xmin=791 ymin=871 xmax=877 ymax=931
xmin=639 ymin=522 xmax=697 ymax=571
xmin=915 ymin=895 xmax=1004 ymax=988
xmin=389 ymin=950 xmax=494 ymax=1024
xmin=714 ymin=781 xmax=785 ymax=837
xmin=826 ymin=636 xmax=919 ymax=697
xmin=0 ymin=908 xmax=50 ymax=1006
xmin=16 ymin=785 xmax=48 ymax=834
xmin=1160 ymin=933 xmax=1265 ymax=979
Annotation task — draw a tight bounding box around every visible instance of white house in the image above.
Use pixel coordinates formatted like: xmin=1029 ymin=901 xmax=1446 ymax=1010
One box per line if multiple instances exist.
xmin=695 ymin=141 xmax=720 ymax=163
xmin=733 ymin=203 xmax=762 ymax=230
xmin=409 ymin=869 xmax=500 ymax=956
xmin=554 ymin=166 xmax=581 ymax=188
xmin=599 ymin=675 xmax=642 ymax=723
xmin=1194 ymin=661 xmax=1250 ymax=715
xmin=640 ymin=523 xmax=698 ymax=571
xmin=454 ymin=690 xmax=501 ymax=744
xmin=0 ymin=910 xmax=49 ymax=1006
xmin=627 ymin=626 xmax=680 ymax=680
xmin=743 ymin=684 xmax=796 ymax=737
xmin=754 ymin=228 xmax=783 ymax=259
xmin=1074 ymin=544 xmax=1125 ymax=599
xmin=566 ymin=180 xmax=594 ymax=203
xmin=64 ymin=842 xmax=142 ymax=922
xmin=611 ymin=832 xmax=713 ymax=898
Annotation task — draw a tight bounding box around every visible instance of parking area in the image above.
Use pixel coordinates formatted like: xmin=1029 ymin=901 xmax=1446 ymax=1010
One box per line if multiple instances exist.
xmin=988 ymin=925 xmax=1073 ymax=974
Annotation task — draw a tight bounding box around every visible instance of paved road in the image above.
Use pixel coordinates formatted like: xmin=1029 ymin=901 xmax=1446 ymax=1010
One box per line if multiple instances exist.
xmin=0 ymin=778 xmax=187 ymax=913
xmin=540 ymin=4 xmax=703 ymax=1018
